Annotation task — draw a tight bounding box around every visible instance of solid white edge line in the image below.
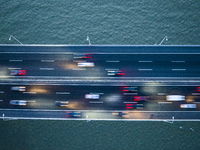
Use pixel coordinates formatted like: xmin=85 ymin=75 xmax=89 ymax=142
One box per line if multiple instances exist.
xmin=0 ymin=100 xmax=3 ymax=101
xmin=0 ymin=91 xmax=4 ymax=93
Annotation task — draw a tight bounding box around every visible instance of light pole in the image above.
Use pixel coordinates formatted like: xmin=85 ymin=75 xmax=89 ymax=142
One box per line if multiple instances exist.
xmin=158 ymin=36 xmax=168 ymax=45
xmin=9 ymin=35 xmax=23 ymax=45
xmin=87 ymin=36 xmax=91 ymax=45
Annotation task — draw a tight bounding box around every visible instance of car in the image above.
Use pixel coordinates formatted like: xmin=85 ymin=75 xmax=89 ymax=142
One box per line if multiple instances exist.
xmin=112 ymin=112 xmax=127 ymax=116
xmin=126 ymin=103 xmax=143 ymax=109
xmin=78 ymin=62 xmax=94 ymax=67
xmin=10 ymin=100 xmax=27 ymax=105
xmin=85 ymin=94 xmax=100 ymax=99
xmin=134 ymin=96 xmax=149 ymax=101
xmin=55 ymin=101 xmax=69 ymax=107
xmin=180 ymin=104 xmax=197 ymax=108
xmin=123 ymin=87 xmax=137 ymax=92
xmin=166 ymin=95 xmax=185 ymax=101
xmin=66 ymin=111 xmax=82 ymax=118
xmin=11 ymin=86 xmax=26 ymax=92
xmin=74 ymin=54 xmax=91 ymax=59
xmin=108 ymin=70 xmax=124 ymax=76
xmin=10 ymin=70 xmax=26 ymax=76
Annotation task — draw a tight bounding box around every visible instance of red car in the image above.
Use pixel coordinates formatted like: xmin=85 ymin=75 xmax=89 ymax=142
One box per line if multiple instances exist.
xmin=10 ymin=70 xmax=26 ymax=76
xmin=134 ymin=96 xmax=149 ymax=101
xmin=108 ymin=70 xmax=124 ymax=76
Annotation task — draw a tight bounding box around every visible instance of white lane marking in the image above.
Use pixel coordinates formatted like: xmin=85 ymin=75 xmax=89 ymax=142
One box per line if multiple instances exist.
xmin=193 ymin=102 xmax=200 ymax=103
xmin=56 ymin=92 xmax=70 ymax=95
xmin=172 ymin=69 xmax=186 ymax=71
xmin=138 ymin=61 xmax=152 ymax=63
xmin=192 ymin=93 xmax=200 ymax=95
xmin=158 ymin=102 xmax=172 ymax=104
xmin=123 ymin=102 xmax=137 ymax=103
xmin=23 ymin=92 xmax=37 ymax=94
xmin=41 ymin=60 xmax=55 ymax=62
xmin=89 ymin=101 xmax=103 ymax=103
xmin=72 ymin=68 xmax=86 ymax=70
xmin=138 ymin=69 xmax=153 ymax=71
xmin=0 ymin=91 xmax=4 ymax=93
xmin=40 ymin=68 xmax=54 ymax=70
xmin=8 ymin=68 xmax=21 ymax=70
xmin=105 ymin=69 xmax=119 ymax=70
xmin=157 ymin=93 xmax=167 ymax=95
xmin=0 ymin=100 xmax=3 ymax=102
xmin=106 ymin=61 xmax=120 ymax=62
xmin=171 ymin=61 xmax=185 ymax=63
xmin=123 ymin=93 xmax=138 ymax=95
xmin=9 ymin=60 xmax=23 ymax=62
xmin=55 ymin=101 xmax=69 ymax=103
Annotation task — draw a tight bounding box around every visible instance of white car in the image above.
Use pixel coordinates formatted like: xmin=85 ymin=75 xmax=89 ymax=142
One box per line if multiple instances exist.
xmin=11 ymin=86 xmax=26 ymax=92
xmin=10 ymin=100 xmax=27 ymax=105
xmin=166 ymin=95 xmax=185 ymax=101
xmin=78 ymin=62 xmax=94 ymax=67
xmin=85 ymin=94 xmax=100 ymax=99
xmin=180 ymin=104 xmax=197 ymax=108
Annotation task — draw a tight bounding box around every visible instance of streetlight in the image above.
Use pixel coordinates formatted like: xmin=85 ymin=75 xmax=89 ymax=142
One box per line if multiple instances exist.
xmin=158 ymin=36 xmax=168 ymax=45
xmin=87 ymin=36 xmax=91 ymax=45
xmin=9 ymin=35 xmax=23 ymax=45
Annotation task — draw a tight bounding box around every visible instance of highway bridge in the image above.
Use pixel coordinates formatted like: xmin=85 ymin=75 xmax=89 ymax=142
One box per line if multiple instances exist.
xmin=0 ymin=45 xmax=200 ymax=121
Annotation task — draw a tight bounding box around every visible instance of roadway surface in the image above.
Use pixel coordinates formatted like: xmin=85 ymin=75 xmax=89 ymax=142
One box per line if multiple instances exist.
xmin=0 ymin=84 xmax=200 ymax=120
xmin=1 ymin=45 xmax=200 ymax=121
xmin=1 ymin=46 xmax=200 ymax=78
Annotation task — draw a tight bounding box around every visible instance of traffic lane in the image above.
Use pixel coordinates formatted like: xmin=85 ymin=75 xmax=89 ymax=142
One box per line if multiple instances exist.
xmin=1 ymin=53 xmax=200 ymax=77
xmin=2 ymin=60 xmax=200 ymax=77
xmin=1 ymin=85 xmax=200 ymax=111
xmin=1 ymin=109 xmax=200 ymax=120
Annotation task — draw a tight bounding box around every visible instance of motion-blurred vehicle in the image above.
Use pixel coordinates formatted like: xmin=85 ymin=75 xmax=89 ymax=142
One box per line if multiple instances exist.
xmin=123 ymin=87 xmax=137 ymax=92
xmin=10 ymin=100 xmax=27 ymax=105
xmin=112 ymin=112 xmax=127 ymax=116
xmin=10 ymin=70 xmax=26 ymax=76
xmin=11 ymin=86 xmax=26 ymax=92
xmin=134 ymin=96 xmax=149 ymax=101
xmin=66 ymin=111 xmax=82 ymax=118
xmin=55 ymin=101 xmax=69 ymax=107
xmin=107 ymin=70 xmax=124 ymax=76
xmin=126 ymin=103 xmax=143 ymax=109
xmin=166 ymin=95 xmax=185 ymax=101
xmin=74 ymin=54 xmax=91 ymax=59
xmin=85 ymin=94 xmax=100 ymax=99
xmin=78 ymin=62 xmax=94 ymax=67
xmin=180 ymin=104 xmax=197 ymax=108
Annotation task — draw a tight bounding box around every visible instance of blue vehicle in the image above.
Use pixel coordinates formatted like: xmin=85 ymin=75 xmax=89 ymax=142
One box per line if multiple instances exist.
xmin=66 ymin=111 xmax=82 ymax=118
